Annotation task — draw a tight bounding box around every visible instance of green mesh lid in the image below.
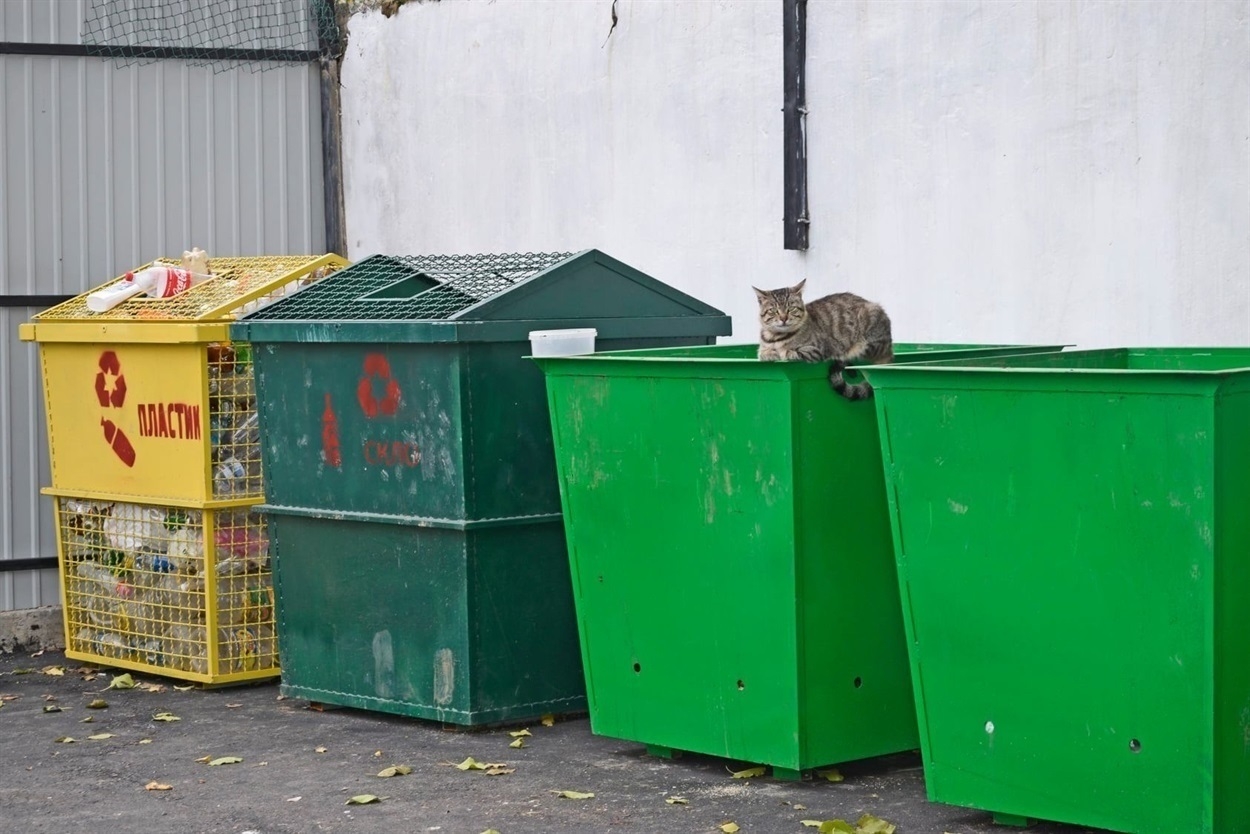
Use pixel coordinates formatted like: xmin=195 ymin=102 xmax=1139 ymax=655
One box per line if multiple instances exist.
xmin=232 ymin=249 xmax=732 ymax=344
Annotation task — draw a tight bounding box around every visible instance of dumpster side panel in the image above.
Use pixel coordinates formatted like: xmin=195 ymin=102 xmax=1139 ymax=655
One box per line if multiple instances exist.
xmin=547 ymin=369 xmax=803 ymax=767
xmin=41 ymin=341 xmax=211 ymax=502
xmin=794 ymin=380 xmax=918 ymax=766
xmin=255 ymin=342 xmax=466 ymax=521
xmin=466 ymin=523 xmax=587 ymax=722
xmin=1214 ymin=387 xmax=1250 ymax=834
xmin=462 ymin=337 xmax=714 ymax=521
xmin=270 ymin=514 xmax=474 ymax=721
xmin=880 ymin=381 xmax=1210 ymax=832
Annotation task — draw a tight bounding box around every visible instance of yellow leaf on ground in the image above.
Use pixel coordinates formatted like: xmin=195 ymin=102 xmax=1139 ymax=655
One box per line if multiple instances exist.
xmin=174 ymin=685 xmax=195 ymax=692
xmin=53 ymin=736 xmax=74 ymax=743
xmin=152 ymin=712 xmax=180 ymax=722
xmin=456 ymin=757 xmax=486 ymax=771
xmin=207 ymin=756 xmax=243 ymax=766
xmin=816 ymin=768 xmax=844 ymax=783
xmin=86 ymin=699 xmax=108 ymax=709
xmin=376 ymin=765 xmax=412 ymax=778
xmin=106 ymin=673 xmax=136 ymax=690
xmin=541 ymin=714 xmax=555 ymax=727
xmin=194 ymin=756 xmax=211 ymax=763
xmin=345 ymin=794 xmax=380 ymax=805
xmin=509 ymin=738 xmax=525 ymax=749
xmin=484 ymin=766 xmax=514 ymax=776
xmin=552 ymin=790 xmax=594 ymax=800
xmin=665 ymin=796 xmax=688 ymax=805
xmin=730 ymin=766 xmax=766 ymax=779
xmin=720 ymin=823 xmax=740 ymax=833
xmin=139 ymin=739 xmax=152 ymax=744
xmin=144 ymin=781 xmax=172 ymax=791
xmin=509 ymin=729 xmax=532 ymax=738
xmin=87 ymin=733 xmax=115 ymax=740
xmin=855 ymin=814 xmax=896 ymax=834
xmin=315 ymin=746 xmax=327 ymax=753
xmin=41 ymin=666 xmax=65 ymax=676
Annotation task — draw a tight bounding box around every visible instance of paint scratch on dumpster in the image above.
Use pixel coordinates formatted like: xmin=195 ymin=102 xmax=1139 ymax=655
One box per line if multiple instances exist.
xmin=372 ymin=630 xmax=395 ymax=700
xmin=433 ymin=648 xmax=455 ymax=705
xmin=947 ymin=499 xmax=968 ymax=515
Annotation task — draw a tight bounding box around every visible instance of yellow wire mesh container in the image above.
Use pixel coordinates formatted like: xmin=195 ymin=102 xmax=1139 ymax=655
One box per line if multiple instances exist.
xmin=19 ymin=255 xmax=347 ymax=504
xmin=57 ymin=498 xmax=277 ymax=684
xmin=20 ymin=254 xmax=347 ymax=683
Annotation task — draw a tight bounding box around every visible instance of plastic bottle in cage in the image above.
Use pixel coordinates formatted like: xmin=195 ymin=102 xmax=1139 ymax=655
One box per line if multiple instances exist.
xmin=213 ymin=458 xmax=247 ymax=495
xmin=85 ymin=265 xmax=208 ymax=312
xmin=76 ymin=561 xmax=134 ymax=599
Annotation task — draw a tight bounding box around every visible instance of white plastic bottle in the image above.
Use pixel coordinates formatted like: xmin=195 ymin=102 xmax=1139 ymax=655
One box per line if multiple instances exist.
xmin=86 ymin=265 xmax=208 ymax=313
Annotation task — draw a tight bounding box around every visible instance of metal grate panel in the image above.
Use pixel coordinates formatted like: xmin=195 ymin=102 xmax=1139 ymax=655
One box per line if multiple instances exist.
xmin=242 ymin=252 xmax=574 ymax=322
xmin=34 ymin=256 xmax=341 ymax=323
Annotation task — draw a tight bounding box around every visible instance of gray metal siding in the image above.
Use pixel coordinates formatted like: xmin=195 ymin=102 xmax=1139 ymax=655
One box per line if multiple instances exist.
xmin=0 ymin=0 xmax=87 ymax=45
xmin=1 ymin=44 xmax=326 ymax=610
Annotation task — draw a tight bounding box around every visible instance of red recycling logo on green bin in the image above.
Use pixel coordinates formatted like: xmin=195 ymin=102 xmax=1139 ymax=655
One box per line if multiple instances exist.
xmin=95 ymin=350 xmax=136 ymax=467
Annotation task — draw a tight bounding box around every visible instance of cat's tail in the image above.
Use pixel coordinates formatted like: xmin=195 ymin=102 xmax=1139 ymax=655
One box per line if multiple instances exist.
xmin=828 ymin=360 xmax=874 ymax=400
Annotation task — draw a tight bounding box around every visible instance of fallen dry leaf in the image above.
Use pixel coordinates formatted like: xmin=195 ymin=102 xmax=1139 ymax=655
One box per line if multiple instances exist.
xmin=455 ymin=757 xmax=486 ymax=771
xmin=345 ymin=794 xmax=380 ymax=805
xmin=139 ymin=739 xmax=152 ymax=745
xmin=86 ymin=699 xmax=108 ymax=710
xmin=816 ymin=768 xmax=844 ymax=783
xmin=287 ymin=796 xmax=301 ymax=802
xmin=105 ymin=673 xmax=136 ymax=690
xmin=509 ymin=738 xmax=526 ymax=749
xmin=207 ymin=756 xmax=243 ymax=766
xmin=541 ymin=714 xmax=555 ymax=727
xmin=0 ymin=694 xmax=19 ymax=702
xmin=509 ymin=729 xmax=532 ymax=738
xmin=720 ymin=823 xmax=740 ymax=833
xmin=53 ymin=736 xmax=74 ymax=744
xmin=315 ymin=746 xmax=327 ymax=754
xmin=376 ymin=765 xmax=412 ymax=778
xmin=665 ymin=796 xmax=688 ymax=805
xmin=856 ymin=814 xmax=896 ymax=834
xmin=374 ymin=750 xmax=383 ymax=758
xmin=484 ymin=766 xmax=514 ymax=776
xmin=194 ymin=756 xmax=211 ymax=763
xmin=552 ymin=790 xmax=594 ymax=800
xmin=226 ymin=703 xmax=242 ymax=709
xmin=30 ymin=649 xmax=45 ymax=658
xmin=41 ymin=666 xmax=65 ymax=677
xmin=43 ymin=705 xmax=62 ymax=713
xmin=730 ymin=766 xmax=766 ymax=779
xmin=174 ymin=685 xmax=195 ymax=692
xmin=80 ymin=717 xmax=94 ymax=723
xmin=43 ymin=695 xmax=57 ymax=702
xmin=152 ymin=712 xmax=180 ymax=722
xmin=144 ymin=781 xmax=172 ymax=791
xmin=87 ymin=733 xmax=115 ymax=740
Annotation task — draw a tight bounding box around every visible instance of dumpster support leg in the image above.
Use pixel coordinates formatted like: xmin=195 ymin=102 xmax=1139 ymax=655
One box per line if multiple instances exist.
xmin=771 ymin=766 xmax=802 ymax=782
xmin=991 ymin=812 xmax=1035 ymax=827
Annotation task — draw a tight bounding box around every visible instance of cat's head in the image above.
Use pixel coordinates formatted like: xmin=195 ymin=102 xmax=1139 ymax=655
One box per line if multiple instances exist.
xmin=753 ymin=280 xmax=807 ymax=334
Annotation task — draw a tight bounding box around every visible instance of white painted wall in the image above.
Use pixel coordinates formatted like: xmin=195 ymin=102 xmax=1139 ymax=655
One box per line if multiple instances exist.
xmin=340 ymin=0 xmax=1249 ymax=348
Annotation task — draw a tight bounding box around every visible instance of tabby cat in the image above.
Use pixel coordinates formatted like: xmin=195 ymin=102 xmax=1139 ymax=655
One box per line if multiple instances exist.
xmin=753 ymin=279 xmax=894 ymax=400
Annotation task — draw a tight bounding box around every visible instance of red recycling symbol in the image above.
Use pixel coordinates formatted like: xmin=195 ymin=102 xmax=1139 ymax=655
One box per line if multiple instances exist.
xmin=95 ymin=350 xmax=136 ymax=467
xmin=356 ymin=353 xmax=402 ymax=419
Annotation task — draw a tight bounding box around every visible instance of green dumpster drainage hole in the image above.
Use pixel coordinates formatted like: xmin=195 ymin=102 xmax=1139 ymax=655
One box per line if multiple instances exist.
xmin=853 ymin=676 xmax=862 ymax=689
xmin=737 ymin=679 xmax=745 ymax=691
xmin=633 ymin=662 xmax=641 ymax=673
xmin=1130 ymin=739 xmax=1142 ymax=753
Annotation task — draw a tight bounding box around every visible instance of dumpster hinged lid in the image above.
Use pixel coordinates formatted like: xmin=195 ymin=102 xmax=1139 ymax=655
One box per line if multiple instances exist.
xmin=230 ymin=249 xmax=732 ymax=343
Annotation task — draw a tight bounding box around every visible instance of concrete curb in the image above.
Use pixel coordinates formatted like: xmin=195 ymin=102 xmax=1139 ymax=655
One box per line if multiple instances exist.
xmin=0 ymin=606 xmax=64 ymax=653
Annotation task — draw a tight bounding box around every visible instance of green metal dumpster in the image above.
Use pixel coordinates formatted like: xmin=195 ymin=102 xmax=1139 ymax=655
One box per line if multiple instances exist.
xmin=534 ymin=342 xmax=1063 ymax=776
xmin=858 ymin=347 xmax=1250 ymax=834
xmin=229 ymin=250 xmax=731 ymax=725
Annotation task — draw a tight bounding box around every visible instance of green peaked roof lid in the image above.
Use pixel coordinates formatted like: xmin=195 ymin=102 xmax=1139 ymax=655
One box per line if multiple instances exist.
xmin=231 ymin=249 xmax=731 ymax=343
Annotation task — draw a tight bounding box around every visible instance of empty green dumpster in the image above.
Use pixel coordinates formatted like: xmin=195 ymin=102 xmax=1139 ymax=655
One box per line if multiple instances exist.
xmin=859 ymin=347 xmax=1250 ymax=834
xmin=230 ymin=250 xmax=730 ymax=725
xmin=534 ymin=342 xmax=1063 ymax=776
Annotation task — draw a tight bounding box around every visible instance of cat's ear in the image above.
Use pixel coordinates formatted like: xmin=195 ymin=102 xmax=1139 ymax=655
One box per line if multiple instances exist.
xmin=752 ymin=286 xmax=767 ymax=301
xmin=791 ymin=279 xmax=806 ymax=294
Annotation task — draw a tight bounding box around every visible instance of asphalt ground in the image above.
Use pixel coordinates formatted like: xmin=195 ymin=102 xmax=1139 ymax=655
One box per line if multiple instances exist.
xmin=0 ymin=650 xmax=1103 ymax=834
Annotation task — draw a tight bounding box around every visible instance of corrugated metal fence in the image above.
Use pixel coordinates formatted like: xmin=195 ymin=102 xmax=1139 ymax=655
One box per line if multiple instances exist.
xmin=0 ymin=0 xmax=329 ymax=612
